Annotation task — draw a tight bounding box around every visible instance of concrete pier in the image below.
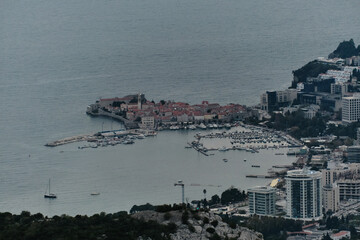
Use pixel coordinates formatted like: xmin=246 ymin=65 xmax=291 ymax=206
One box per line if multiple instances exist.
xmin=45 ymin=134 xmax=96 ymax=147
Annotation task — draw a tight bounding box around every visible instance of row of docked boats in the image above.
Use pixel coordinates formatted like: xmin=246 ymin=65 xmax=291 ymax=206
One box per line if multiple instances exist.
xmin=196 ymin=124 xmax=301 ymax=151
xmin=217 ymin=146 xmax=259 ymax=152
xmin=78 ymin=134 xmax=147 ymax=149
xmin=168 ymin=123 xmax=232 ymax=130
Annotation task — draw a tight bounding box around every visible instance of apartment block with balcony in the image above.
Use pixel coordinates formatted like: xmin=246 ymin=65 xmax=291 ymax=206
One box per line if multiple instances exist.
xmin=285 ymin=169 xmax=322 ymax=221
xmin=248 ymin=186 xmax=276 ymax=216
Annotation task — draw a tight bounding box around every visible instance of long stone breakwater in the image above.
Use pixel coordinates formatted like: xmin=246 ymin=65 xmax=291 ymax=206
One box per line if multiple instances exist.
xmin=45 ymin=129 xmax=155 ymax=148
xmin=45 ymin=134 xmax=96 ymax=147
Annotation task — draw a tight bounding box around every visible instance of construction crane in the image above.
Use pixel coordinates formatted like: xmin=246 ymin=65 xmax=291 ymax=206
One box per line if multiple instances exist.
xmin=174 ymin=181 xmax=221 ymax=204
xmin=174 ymin=180 xmax=185 ymax=204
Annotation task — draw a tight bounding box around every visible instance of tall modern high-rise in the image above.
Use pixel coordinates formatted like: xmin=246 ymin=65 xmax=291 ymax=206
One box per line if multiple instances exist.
xmin=248 ymin=186 xmax=276 ymax=216
xmin=285 ymin=169 xmax=322 ymax=221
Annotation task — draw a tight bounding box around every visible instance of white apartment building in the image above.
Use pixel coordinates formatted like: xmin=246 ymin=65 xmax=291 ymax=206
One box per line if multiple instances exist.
xmin=248 ymin=186 xmax=276 ymax=216
xmin=342 ymin=94 xmax=360 ymax=123
xmin=337 ymin=179 xmax=360 ymax=201
xmin=322 ymin=168 xmax=338 ymax=186
xmin=277 ymin=89 xmax=298 ymax=103
xmin=140 ymin=116 xmax=155 ymax=129
xmin=322 ymin=164 xmax=360 ymax=186
xmin=330 ymin=82 xmax=348 ymax=95
xmin=322 ymin=184 xmax=339 ymax=213
xmin=260 ymin=89 xmax=298 ymax=112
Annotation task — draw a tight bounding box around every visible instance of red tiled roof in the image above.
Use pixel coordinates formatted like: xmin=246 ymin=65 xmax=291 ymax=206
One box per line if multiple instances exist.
xmin=160 ymin=116 xmax=172 ymax=120
xmin=193 ymin=111 xmax=204 ymax=116
xmin=302 ymin=223 xmax=317 ymax=230
xmin=332 ymin=231 xmax=349 ymax=237
xmin=287 ymin=231 xmax=310 ymax=235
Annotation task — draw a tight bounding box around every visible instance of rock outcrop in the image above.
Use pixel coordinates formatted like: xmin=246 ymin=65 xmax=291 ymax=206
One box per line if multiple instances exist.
xmin=132 ymin=210 xmax=263 ymax=240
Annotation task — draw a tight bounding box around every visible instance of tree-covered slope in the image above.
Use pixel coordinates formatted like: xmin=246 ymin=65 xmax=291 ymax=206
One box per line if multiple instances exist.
xmin=328 ymin=39 xmax=360 ymax=59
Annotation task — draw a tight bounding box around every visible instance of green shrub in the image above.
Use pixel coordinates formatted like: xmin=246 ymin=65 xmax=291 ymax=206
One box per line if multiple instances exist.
xmin=164 ymin=212 xmax=172 ymax=220
xmin=167 ymin=222 xmax=177 ymax=233
xmin=209 ymin=233 xmax=222 ymax=240
xmin=211 ymin=220 xmax=218 ymax=227
xmin=192 ymin=212 xmax=201 ymax=220
xmin=181 ymin=211 xmax=189 ymax=224
xmin=229 ymin=221 xmax=236 ymax=229
xmin=155 ymin=204 xmax=172 ymax=213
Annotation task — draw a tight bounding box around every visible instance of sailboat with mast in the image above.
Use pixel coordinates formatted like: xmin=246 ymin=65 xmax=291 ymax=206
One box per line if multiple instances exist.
xmin=44 ymin=178 xmax=57 ymax=199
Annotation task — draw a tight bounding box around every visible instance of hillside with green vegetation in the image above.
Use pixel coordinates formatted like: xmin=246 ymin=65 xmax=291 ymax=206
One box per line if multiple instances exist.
xmin=291 ymin=60 xmax=340 ymax=87
xmin=328 ymin=39 xmax=360 ymax=59
xmin=0 ymin=199 xmax=262 ymax=240
xmin=0 ymin=211 xmax=177 ymax=240
xmin=291 ymin=39 xmax=360 ymax=88
xmin=242 ymin=215 xmax=302 ymax=240
xmin=265 ymin=110 xmax=328 ymax=139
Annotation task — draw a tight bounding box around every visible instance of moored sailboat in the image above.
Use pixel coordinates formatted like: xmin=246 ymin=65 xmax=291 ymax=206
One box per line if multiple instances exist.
xmin=44 ymin=179 xmax=57 ymax=199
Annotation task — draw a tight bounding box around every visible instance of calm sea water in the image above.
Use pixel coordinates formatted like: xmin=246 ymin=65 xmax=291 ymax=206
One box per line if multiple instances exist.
xmin=0 ymin=0 xmax=360 ymax=216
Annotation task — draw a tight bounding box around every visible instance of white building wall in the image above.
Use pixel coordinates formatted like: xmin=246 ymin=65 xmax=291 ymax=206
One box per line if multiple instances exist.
xmin=194 ymin=115 xmax=205 ymax=121
xmin=248 ymin=187 xmax=276 ymax=216
xmin=140 ymin=116 xmax=155 ymax=129
xmin=323 ymin=184 xmax=339 ymax=213
xmin=337 ymin=179 xmax=360 ymax=200
xmin=342 ymin=94 xmax=360 ymax=123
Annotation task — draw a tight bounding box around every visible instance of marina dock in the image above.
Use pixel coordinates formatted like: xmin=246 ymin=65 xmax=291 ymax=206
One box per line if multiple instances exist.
xmin=195 ymin=123 xmax=304 ymax=153
xmin=272 ymin=165 xmax=293 ymax=168
xmin=246 ymin=175 xmax=275 ymax=178
xmin=189 ymin=142 xmax=209 ymax=156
